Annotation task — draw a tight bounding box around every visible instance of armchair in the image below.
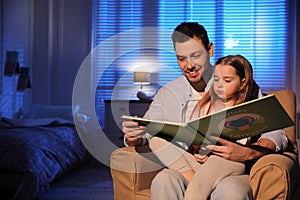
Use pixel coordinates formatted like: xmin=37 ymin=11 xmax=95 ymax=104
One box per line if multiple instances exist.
xmin=110 ymin=90 xmax=300 ymax=199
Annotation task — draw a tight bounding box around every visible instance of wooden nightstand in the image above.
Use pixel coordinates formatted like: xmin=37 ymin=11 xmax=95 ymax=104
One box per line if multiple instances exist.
xmin=104 ymin=100 xmax=151 ymax=147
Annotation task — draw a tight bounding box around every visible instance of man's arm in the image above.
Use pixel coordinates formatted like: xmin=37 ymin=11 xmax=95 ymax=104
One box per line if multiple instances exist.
xmin=259 ymin=129 xmax=288 ymax=152
xmin=205 ymin=136 xmax=278 ymax=162
xmin=121 ymin=86 xmax=166 ymax=147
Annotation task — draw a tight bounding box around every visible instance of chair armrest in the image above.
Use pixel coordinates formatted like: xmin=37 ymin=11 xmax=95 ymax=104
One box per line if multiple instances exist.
xmin=249 ymin=152 xmax=299 ymax=200
xmin=110 ymin=145 xmax=164 ymax=200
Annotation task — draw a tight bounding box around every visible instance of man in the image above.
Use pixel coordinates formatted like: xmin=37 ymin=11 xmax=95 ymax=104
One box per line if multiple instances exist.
xmin=123 ymin=22 xmax=214 ymax=146
xmin=122 ymin=22 xmax=287 ymax=199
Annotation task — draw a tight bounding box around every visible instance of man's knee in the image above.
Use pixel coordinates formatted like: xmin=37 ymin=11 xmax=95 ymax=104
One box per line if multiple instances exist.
xmin=151 ymin=169 xmax=187 ymax=200
xmin=210 ymin=175 xmax=252 ymax=200
xmin=152 ymin=168 xmax=187 ymax=189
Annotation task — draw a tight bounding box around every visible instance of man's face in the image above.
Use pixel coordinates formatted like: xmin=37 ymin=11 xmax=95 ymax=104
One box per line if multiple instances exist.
xmin=174 ymin=36 xmax=212 ymax=83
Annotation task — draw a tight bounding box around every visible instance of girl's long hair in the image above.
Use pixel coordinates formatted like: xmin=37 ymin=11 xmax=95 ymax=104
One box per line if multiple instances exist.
xmin=192 ymin=54 xmax=258 ymax=117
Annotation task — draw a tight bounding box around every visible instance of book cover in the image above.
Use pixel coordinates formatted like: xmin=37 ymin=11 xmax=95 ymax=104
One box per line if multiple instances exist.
xmin=121 ymin=94 xmax=294 ymax=145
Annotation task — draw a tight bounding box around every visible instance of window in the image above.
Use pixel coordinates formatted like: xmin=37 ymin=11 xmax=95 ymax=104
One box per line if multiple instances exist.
xmin=92 ymin=0 xmax=295 ymax=126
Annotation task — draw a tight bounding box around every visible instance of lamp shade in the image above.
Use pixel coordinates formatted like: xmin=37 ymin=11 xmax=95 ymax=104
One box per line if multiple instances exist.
xmin=17 ymin=67 xmax=31 ymax=91
xmin=133 ymin=72 xmax=150 ymax=84
xmin=4 ymin=51 xmax=20 ymax=76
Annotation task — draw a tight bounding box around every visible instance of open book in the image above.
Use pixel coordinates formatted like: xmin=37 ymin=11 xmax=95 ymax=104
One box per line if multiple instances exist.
xmin=121 ymin=94 xmax=295 ymax=145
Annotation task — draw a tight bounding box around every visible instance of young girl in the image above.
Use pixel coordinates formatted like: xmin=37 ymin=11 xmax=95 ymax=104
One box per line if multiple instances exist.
xmin=149 ymin=54 xmax=287 ymax=200
xmin=188 ymin=54 xmax=258 ymax=162
xmin=183 ymin=54 xmax=257 ymax=200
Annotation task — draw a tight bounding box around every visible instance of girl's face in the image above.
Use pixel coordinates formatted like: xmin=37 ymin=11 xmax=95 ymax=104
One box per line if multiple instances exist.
xmin=213 ymin=64 xmax=244 ymax=102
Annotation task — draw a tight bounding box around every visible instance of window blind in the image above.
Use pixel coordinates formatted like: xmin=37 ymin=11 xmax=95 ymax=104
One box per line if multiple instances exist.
xmin=93 ymin=0 xmax=294 ymax=126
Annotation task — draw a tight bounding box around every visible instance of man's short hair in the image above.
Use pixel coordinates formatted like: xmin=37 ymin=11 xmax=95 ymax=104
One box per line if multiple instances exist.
xmin=172 ymin=22 xmax=210 ymax=50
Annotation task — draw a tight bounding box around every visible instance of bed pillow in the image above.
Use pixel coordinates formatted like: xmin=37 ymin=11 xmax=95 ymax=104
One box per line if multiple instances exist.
xmin=27 ymin=104 xmax=73 ymax=122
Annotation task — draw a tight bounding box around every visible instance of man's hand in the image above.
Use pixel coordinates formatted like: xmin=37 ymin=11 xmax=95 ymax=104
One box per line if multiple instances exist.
xmin=205 ymin=136 xmax=276 ymax=162
xmin=205 ymin=136 xmax=250 ymax=162
xmin=122 ymin=119 xmax=146 ymax=146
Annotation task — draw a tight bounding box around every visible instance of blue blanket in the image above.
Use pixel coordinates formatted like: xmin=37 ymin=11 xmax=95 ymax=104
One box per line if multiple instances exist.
xmin=0 ymin=118 xmax=89 ymax=200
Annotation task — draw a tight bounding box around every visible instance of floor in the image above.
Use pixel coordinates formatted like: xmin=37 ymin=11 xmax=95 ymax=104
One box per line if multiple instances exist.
xmin=35 ymin=157 xmax=114 ymax=200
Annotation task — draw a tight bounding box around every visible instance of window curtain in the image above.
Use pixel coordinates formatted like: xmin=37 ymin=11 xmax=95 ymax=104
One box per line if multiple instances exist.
xmin=92 ymin=0 xmax=294 ymax=125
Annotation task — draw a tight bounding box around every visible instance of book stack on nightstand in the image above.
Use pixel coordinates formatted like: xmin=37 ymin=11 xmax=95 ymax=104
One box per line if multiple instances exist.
xmin=104 ymin=100 xmax=151 ymax=147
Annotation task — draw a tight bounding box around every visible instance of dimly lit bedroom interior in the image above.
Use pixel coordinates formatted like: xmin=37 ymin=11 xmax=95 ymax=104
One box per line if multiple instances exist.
xmin=0 ymin=0 xmax=300 ymax=200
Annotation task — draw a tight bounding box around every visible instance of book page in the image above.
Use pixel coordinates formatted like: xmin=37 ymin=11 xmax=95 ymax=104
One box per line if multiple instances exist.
xmin=187 ymin=94 xmax=294 ymax=140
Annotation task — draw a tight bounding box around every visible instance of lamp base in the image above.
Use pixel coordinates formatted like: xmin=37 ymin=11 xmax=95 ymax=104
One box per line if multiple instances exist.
xmin=137 ymin=91 xmax=152 ymax=102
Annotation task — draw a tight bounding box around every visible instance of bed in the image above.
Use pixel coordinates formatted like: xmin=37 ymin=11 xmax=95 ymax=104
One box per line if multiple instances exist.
xmin=0 ymin=104 xmax=90 ymax=200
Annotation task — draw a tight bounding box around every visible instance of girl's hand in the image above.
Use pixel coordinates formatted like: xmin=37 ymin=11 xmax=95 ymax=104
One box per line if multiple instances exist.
xmin=190 ymin=144 xmax=211 ymax=163
xmin=194 ymin=153 xmax=209 ymax=163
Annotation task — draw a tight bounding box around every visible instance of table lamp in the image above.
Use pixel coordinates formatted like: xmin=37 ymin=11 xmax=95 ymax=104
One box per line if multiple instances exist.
xmin=133 ymin=72 xmax=151 ymax=101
